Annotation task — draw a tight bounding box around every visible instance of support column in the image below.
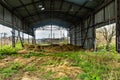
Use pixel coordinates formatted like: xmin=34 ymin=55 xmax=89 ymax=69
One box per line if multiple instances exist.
xmin=51 ymin=24 xmax=53 ymax=44
xmin=28 ymin=35 xmax=29 ymax=44
xmin=32 ymin=28 xmax=36 ymax=44
xmin=12 ymin=14 xmax=15 ymax=48
xmin=32 ymin=35 xmax=36 ymax=44
xmin=18 ymin=31 xmax=24 ymax=47
xmin=74 ymin=25 xmax=77 ymax=46
xmin=22 ymin=32 xmax=24 ymax=43
xmin=115 ymin=0 xmax=120 ymax=52
xmin=91 ymin=14 xmax=96 ymax=51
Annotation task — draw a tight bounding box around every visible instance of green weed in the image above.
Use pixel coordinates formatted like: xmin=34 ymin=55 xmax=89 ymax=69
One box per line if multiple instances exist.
xmin=24 ymin=65 xmax=36 ymax=71
xmin=0 ymin=62 xmax=22 ymax=78
xmin=0 ymin=46 xmax=17 ymax=55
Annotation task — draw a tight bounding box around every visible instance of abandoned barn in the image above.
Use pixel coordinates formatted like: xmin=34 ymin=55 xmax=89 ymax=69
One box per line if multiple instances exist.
xmin=0 ymin=0 xmax=119 ymax=51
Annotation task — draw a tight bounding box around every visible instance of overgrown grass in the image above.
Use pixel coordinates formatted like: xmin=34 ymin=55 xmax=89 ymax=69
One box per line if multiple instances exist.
xmin=0 ymin=44 xmax=120 ymax=80
xmin=97 ymin=44 xmax=116 ymax=52
xmin=50 ymin=51 xmax=120 ymax=80
xmin=0 ymin=46 xmax=17 ymax=56
xmin=22 ymin=52 xmax=46 ymax=58
xmin=0 ymin=62 xmax=22 ymax=79
xmin=24 ymin=64 xmax=37 ymax=71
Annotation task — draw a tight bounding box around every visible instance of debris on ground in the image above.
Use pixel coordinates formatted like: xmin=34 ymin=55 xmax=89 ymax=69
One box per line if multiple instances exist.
xmin=18 ymin=44 xmax=84 ymax=54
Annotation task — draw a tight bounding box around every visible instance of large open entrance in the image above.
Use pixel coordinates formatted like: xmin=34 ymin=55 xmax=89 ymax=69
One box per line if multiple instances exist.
xmin=0 ymin=0 xmax=120 ymax=79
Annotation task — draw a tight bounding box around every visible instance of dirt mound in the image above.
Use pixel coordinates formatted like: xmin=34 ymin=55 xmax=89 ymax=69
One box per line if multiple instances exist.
xmin=18 ymin=44 xmax=84 ymax=54
xmin=43 ymin=44 xmax=83 ymax=52
xmin=18 ymin=49 xmax=28 ymax=54
xmin=24 ymin=44 xmax=35 ymax=50
xmin=33 ymin=45 xmax=42 ymax=52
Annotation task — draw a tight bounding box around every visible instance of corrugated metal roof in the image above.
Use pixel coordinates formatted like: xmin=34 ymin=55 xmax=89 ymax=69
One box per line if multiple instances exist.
xmin=0 ymin=0 xmax=104 ymax=28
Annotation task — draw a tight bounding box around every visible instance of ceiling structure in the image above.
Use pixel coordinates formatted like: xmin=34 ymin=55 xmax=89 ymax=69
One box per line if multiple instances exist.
xmin=0 ymin=0 xmax=104 ymax=28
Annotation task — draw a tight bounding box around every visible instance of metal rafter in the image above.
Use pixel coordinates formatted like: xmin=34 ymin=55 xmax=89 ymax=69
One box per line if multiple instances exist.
xmin=31 ymin=0 xmax=41 ymax=19
xmin=22 ymin=10 xmax=82 ymax=21
xmin=13 ymin=0 xmax=42 ymax=10
xmin=18 ymin=0 xmax=36 ymax=22
xmin=13 ymin=0 xmax=93 ymax=11
xmin=27 ymin=14 xmax=79 ymax=25
xmin=74 ymin=1 xmax=89 ymax=17
xmin=59 ymin=0 xmax=64 ymax=10
xmin=66 ymin=4 xmax=73 ymax=15
xmin=0 ymin=0 xmax=22 ymax=19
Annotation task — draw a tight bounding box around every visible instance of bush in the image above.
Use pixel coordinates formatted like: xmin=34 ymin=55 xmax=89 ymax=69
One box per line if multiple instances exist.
xmin=0 ymin=46 xmax=17 ymax=55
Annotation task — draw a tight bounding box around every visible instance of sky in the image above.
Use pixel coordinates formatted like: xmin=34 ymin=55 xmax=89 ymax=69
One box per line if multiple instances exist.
xmin=35 ymin=25 xmax=68 ymax=39
xmin=0 ymin=24 xmax=31 ymax=39
xmin=0 ymin=24 xmax=12 ymax=37
xmin=0 ymin=24 xmax=68 ymax=39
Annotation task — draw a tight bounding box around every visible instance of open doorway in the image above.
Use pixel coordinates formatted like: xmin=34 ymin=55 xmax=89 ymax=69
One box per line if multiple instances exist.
xmin=35 ymin=25 xmax=69 ymax=45
xmin=96 ymin=23 xmax=116 ymax=51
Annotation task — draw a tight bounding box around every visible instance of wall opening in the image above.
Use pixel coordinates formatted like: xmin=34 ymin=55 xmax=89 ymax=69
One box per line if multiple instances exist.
xmin=35 ymin=25 xmax=69 ymax=45
xmin=95 ymin=23 xmax=116 ymax=51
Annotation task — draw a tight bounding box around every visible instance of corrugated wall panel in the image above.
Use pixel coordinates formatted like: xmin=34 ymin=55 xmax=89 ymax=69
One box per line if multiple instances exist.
xmin=105 ymin=2 xmax=115 ymax=20
xmin=4 ymin=9 xmax=12 ymax=23
xmin=95 ymin=9 xmax=104 ymax=24
xmin=0 ymin=5 xmax=3 ymax=20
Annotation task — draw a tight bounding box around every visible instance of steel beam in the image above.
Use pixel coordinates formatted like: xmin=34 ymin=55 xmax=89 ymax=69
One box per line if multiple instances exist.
xmin=115 ymin=0 xmax=120 ymax=52
xmin=12 ymin=14 xmax=15 ymax=48
xmin=13 ymin=0 xmax=92 ymax=11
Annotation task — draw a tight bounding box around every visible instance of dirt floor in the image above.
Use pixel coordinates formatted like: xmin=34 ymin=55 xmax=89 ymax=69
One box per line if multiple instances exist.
xmin=0 ymin=44 xmax=85 ymax=80
xmin=1 ymin=44 xmax=119 ymax=80
xmin=0 ymin=55 xmax=83 ymax=80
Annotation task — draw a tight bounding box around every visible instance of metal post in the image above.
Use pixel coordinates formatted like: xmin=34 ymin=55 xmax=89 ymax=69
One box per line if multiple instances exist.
xmin=22 ymin=32 xmax=24 ymax=43
xmin=0 ymin=33 xmax=3 ymax=48
xmin=51 ymin=24 xmax=52 ymax=44
xmin=18 ymin=31 xmax=24 ymax=47
xmin=12 ymin=14 xmax=15 ymax=48
xmin=91 ymin=14 xmax=96 ymax=51
xmin=28 ymin=35 xmax=29 ymax=44
xmin=74 ymin=25 xmax=77 ymax=46
xmin=32 ymin=29 xmax=36 ymax=44
xmin=32 ymin=35 xmax=36 ymax=44
xmin=115 ymin=0 xmax=120 ymax=52
xmin=12 ymin=29 xmax=15 ymax=48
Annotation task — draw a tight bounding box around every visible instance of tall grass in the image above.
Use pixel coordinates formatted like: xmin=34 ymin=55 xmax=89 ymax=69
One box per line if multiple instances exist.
xmin=0 ymin=46 xmax=17 ymax=56
xmin=51 ymin=51 xmax=120 ymax=80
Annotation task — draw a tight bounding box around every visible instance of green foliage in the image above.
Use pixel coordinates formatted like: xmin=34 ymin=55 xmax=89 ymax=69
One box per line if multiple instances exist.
xmin=0 ymin=46 xmax=17 ymax=56
xmin=24 ymin=65 xmax=36 ymax=71
xmin=22 ymin=52 xmax=46 ymax=58
xmin=0 ymin=63 xmax=22 ymax=78
xmin=97 ymin=44 xmax=116 ymax=53
xmin=15 ymin=42 xmax=23 ymax=50
xmin=42 ymin=71 xmax=54 ymax=79
xmin=54 ymin=77 xmax=71 ymax=80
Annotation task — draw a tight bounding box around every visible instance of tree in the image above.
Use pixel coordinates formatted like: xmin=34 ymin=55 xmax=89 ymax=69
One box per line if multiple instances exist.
xmin=101 ymin=25 xmax=116 ymax=51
